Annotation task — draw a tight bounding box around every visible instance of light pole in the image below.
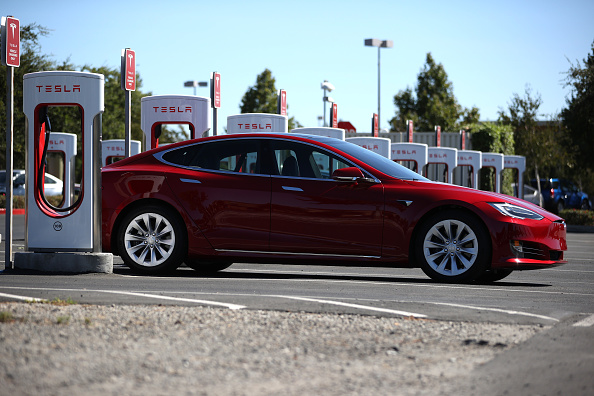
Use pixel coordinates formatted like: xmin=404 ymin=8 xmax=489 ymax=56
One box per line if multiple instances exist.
xmin=321 ymin=80 xmax=335 ymax=127
xmin=184 ymin=80 xmax=208 ymax=95
xmin=364 ymin=38 xmax=393 ymax=130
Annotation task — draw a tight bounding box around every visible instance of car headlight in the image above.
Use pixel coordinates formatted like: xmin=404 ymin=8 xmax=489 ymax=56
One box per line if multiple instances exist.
xmin=488 ymin=202 xmax=544 ymax=220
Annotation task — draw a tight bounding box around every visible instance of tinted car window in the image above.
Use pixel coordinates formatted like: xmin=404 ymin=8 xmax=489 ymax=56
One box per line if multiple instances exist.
xmin=161 ymin=139 xmax=264 ymax=175
xmin=270 ymin=140 xmax=352 ymax=179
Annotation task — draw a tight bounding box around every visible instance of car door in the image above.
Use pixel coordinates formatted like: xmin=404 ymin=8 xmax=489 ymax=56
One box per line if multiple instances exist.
xmin=163 ymin=138 xmax=272 ymax=252
xmin=268 ymin=139 xmax=384 ymax=257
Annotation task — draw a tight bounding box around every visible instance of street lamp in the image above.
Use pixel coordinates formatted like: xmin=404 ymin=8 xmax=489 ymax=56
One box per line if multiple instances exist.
xmin=364 ymin=38 xmax=393 ymax=130
xmin=321 ymin=80 xmax=335 ymax=127
xmin=184 ymin=80 xmax=208 ymax=95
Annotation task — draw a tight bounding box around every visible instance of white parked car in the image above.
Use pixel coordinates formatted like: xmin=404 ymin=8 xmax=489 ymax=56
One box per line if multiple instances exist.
xmin=512 ymin=183 xmax=543 ymax=207
xmin=11 ymin=171 xmax=64 ymax=196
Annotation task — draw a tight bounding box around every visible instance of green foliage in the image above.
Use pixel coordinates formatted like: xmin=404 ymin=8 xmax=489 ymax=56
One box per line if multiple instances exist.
xmin=561 ymin=41 xmax=594 ymax=197
xmin=240 ymin=69 xmax=301 ymax=130
xmin=389 ymin=53 xmax=478 ymax=132
xmin=560 ymin=209 xmax=594 ymax=226
xmin=0 ymin=195 xmax=62 ymax=209
xmin=467 ymin=122 xmax=515 ymax=195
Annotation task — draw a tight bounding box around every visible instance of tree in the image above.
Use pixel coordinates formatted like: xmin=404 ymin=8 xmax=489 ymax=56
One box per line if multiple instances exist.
xmin=240 ymin=69 xmax=301 ymax=130
xmin=389 ymin=53 xmax=478 ymax=132
xmin=561 ymin=41 xmax=594 ymax=196
xmin=498 ymin=86 xmax=570 ymax=203
xmin=0 ymin=24 xmax=55 ymax=168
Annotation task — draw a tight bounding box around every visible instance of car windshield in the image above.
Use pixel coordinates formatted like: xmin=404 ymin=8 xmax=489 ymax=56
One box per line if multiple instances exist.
xmin=299 ymin=135 xmax=429 ymax=181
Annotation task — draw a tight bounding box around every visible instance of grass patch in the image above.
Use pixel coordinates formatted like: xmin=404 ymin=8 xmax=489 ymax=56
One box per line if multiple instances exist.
xmin=0 ymin=311 xmax=14 ymax=323
xmin=56 ymin=315 xmax=71 ymax=325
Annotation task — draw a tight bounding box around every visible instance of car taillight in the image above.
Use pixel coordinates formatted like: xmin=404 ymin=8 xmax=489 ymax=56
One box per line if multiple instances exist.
xmin=550 ymin=188 xmax=555 ymax=199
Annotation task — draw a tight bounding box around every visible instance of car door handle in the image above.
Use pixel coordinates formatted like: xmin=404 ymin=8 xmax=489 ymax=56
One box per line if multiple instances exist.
xmin=180 ymin=178 xmax=201 ymax=184
xmin=282 ymin=186 xmax=303 ymax=192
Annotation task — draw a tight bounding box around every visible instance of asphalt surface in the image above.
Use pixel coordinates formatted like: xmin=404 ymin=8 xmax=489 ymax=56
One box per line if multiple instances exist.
xmin=1 ymin=213 xmax=593 ymax=394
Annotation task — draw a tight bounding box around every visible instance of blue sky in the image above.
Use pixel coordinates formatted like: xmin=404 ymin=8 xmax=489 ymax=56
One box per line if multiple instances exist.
xmin=7 ymin=0 xmax=594 ymax=132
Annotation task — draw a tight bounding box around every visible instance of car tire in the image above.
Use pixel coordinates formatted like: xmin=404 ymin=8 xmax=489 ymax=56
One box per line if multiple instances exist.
xmin=185 ymin=260 xmax=233 ymax=273
xmin=475 ymin=269 xmax=513 ymax=283
xmin=415 ymin=209 xmax=490 ymax=283
xmin=117 ymin=204 xmax=187 ymax=274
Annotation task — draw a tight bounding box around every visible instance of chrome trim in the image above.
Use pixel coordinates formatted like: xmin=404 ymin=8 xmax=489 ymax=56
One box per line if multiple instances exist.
xmin=397 ymin=200 xmax=413 ymax=207
xmin=180 ymin=178 xmax=201 ymax=184
xmin=217 ymin=249 xmax=380 ymax=260
xmin=282 ymin=186 xmax=303 ymax=192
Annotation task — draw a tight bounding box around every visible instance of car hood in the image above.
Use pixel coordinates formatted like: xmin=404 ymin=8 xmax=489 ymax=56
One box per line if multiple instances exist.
xmin=401 ymin=179 xmax=563 ymax=222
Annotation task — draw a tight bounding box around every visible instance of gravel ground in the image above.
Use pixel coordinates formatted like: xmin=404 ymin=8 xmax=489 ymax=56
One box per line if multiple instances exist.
xmin=0 ymin=302 xmax=545 ymax=396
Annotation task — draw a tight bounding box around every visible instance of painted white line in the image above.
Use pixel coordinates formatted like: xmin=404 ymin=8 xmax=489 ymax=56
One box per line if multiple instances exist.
xmin=0 ymin=287 xmax=245 ymax=310
xmin=99 ymin=290 xmax=246 ymax=310
xmin=573 ymin=314 xmax=594 ymax=327
xmin=429 ymin=302 xmax=559 ymax=322
xmin=272 ymin=295 xmax=427 ymax=318
xmin=0 ymin=292 xmax=47 ymax=303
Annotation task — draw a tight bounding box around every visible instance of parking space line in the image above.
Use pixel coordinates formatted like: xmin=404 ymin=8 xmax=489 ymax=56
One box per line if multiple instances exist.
xmin=272 ymin=295 xmax=427 ymax=318
xmin=93 ymin=290 xmax=246 ymax=310
xmin=429 ymin=302 xmax=559 ymax=322
xmin=573 ymin=314 xmax=594 ymax=327
xmin=0 ymin=292 xmax=46 ymax=303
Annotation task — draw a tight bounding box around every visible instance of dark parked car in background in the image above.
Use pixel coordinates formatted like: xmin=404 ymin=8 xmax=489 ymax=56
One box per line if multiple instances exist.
xmin=531 ymin=178 xmax=591 ymax=213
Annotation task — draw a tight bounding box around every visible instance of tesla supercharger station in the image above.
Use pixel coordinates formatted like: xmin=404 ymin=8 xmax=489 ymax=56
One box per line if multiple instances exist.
xmin=290 ymin=127 xmax=345 ymax=140
xmin=21 ymin=71 xmax=107 ymax=261
xmin=345 ymin=137 xmax=391 ymax=159
xmin=227 ymin=113 xmax=288 ymax=134
xmin=46 ymin=132 xmax=76 ymax=206
xmin=102 ymin=139 xmax=141 ymax=166
xmin=482 ymin=153 xmax=504 ymax=194
xmin=141 ymin=95 xmax=210 ymax=150
xmin=391 ymin=143 xmax=428 ymax=176
xmin=504 ymin=155 xmax=526 ymax=199
xmin=457 ymin=150 xmax=482 ymax=189
xmin=427 ymin=147 xmax=458 ymax=183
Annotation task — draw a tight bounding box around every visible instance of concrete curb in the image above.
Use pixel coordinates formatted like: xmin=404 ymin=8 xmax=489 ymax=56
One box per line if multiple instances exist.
xmin=13 ymin=252 xmax=113 ymax=274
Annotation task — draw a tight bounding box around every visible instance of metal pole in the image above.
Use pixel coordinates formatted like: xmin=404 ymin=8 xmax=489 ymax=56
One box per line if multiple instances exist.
xmin=323 ymin=88 xmax=327 ymax=127
xmin=124 ymin=90 xmax=131 ymax=157
xmin=213 ymin=108 xmax=218 ymax=136
xmin=377 ymin=46 xmax=381 ymax=131
xmin=5 ymin=66 xmax=14 ymax=269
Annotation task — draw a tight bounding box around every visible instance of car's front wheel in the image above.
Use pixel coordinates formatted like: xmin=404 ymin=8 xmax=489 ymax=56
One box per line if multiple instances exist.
xmin=415 ymin=209 xmax=490 ymax=283
xmin=117 ymin=205 xmax=187 ymax=274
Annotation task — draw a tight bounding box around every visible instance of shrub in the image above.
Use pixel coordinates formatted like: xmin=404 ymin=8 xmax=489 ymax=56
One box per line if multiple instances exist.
xmin=560 ymin=209 xmax=594 ymax=226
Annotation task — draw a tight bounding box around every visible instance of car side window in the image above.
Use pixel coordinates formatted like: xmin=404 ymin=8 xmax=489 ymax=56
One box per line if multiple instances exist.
xmin=270 ymin=140 xmax=352 ymax=179
xmin=162 ymin=139 xmax=263 ymax=175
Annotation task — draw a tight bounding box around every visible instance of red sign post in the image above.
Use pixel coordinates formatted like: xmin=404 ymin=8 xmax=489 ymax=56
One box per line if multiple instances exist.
xmin=277 ymin=89 xmax=287 ymax=116
xmin=121 ymin=48 xmax=136 ymax=91
xmin=435 ymin=125 xmax=441 ymax=147
xmin=1 ymin=16 xmax=19 ymax=67
xmin=331 ymin=103 xmax=338 ymax=128
xmin=460 ymin=130 xmax=466 ymax=150
xmin=407 ymin=120 xmax=414 ymax=143
xmin=211 ymin=72 xmax=221 ymax=135
xmin=372 ymin=113 xmax=379 ymax=137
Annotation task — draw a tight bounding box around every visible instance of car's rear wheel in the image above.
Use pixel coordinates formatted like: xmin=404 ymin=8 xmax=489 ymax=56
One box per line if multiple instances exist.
xmin=185 ymin=260 xmax=233 ymax=273
xmin=415 ymin=209 xmax=490 ymax=283
xmin=117 ymin=205 xmax=186 ymax=274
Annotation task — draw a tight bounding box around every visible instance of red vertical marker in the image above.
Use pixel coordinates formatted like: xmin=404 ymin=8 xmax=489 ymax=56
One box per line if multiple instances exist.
xmin=460 ymin=130 xmax=466 ymax=150
xmin=2 ymin=16 xmax=20 ymax=67
xmin=435 ymin=125 xmax=441 ymax=147
xmin=372 ymin=113 xmax=378 ymax=137
xmin=122 ymin=49 xmax=136 ymax=91
xmin=278 ymin=89 xmax=287 ymax=116
xmin=212 ymin=72 xmax=221 ymax=108
xmin=331 ymin=103 xmax=338 ymax=128
xmin=407 ymin=120 xmax=414 ymax=143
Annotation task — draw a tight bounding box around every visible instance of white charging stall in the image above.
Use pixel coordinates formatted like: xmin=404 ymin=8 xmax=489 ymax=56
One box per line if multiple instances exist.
xmin=390 ymin=143 xmax=428 ymax=175
xmin=227 ymin=113 xmax=288 ymax=134
xmin=456 ymin=150 xmax=482 ymax=189
xmin=102 ymin=139 xmax=141 ymax=166
xmin=482 ymin=153 xmax=504 ymax=193
xmin=141 ymin=95 xmax=210 ymax=150
xmin=427 ymin=147 xmax=458 ymax=183
xmin=345 ymin=137 xmax=391 ymax=158
xmin=504 ymin=155 xmax=526 ymax=199
xmin=22 ymin=71 xmax=104 ymax=253
xmin=46 ymin=132 xmax=76 ymax=206
xmin=290 ymin=127 xmax=345 ymax=140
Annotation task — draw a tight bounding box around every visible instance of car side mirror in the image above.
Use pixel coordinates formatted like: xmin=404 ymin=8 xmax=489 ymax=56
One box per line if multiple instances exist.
xmin=332 ymin=167 xmax=375 ymax=183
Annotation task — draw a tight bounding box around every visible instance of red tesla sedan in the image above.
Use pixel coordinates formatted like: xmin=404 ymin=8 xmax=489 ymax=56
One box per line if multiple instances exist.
xmin=101 ymin=133 xmax=567 ymax=283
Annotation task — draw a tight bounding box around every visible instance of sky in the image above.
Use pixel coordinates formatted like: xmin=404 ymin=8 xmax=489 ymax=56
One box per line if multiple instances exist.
xmin=6 ymin=0 xmax=594 ymax=133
